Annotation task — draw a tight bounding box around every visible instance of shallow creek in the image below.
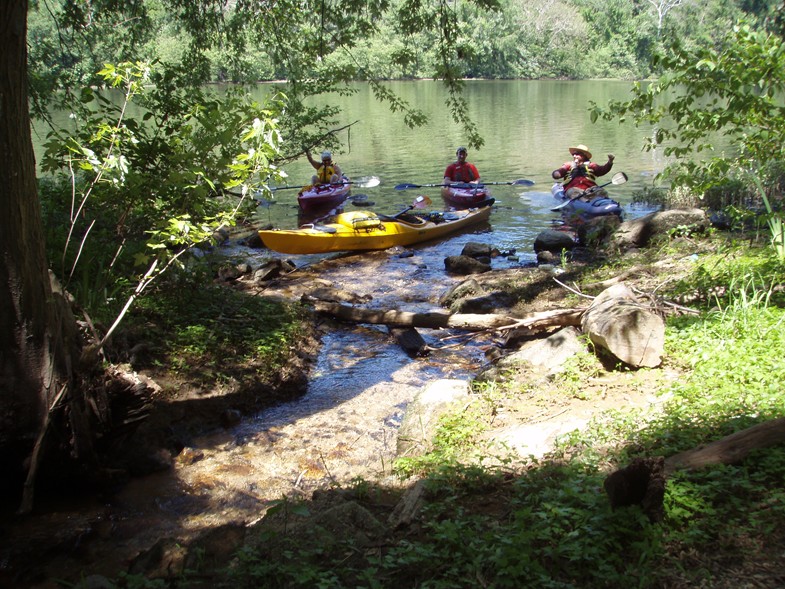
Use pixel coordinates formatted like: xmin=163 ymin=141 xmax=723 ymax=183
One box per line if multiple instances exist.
xmin=5 ymin=224 xmax=525 ymax=586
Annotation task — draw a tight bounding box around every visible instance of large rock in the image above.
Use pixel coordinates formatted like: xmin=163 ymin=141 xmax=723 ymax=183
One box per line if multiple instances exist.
xmin=439 ymin=278 xmax=486 ymax=308
xmin=444 ymin=255 xmax=491 ymax=275
xmin=581 ymin=283 xmax=665 ymax=368
xmin=478 ymin=327 xmax=585 ymax=382
xmin=397 ymin=379 xmax=471 ymax=457
xmin=533 ymin=229 xmax=576 ymax=254
xmin=461 ymin=241 xmax=493 ymax=259
xmin=612 ymin=208 xmax=708 ymax=249
xmin=577 ymin=215 xmax=621 ymax=247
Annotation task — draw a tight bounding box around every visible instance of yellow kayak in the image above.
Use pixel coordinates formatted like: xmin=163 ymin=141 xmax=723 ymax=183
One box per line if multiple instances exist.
xmin=258 ymin=200 xmax=494 ymax=255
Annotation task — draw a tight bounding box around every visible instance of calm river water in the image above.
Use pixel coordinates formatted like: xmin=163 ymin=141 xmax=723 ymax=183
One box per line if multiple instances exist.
xmin=241 ymin=79 xmax=664 ymax=254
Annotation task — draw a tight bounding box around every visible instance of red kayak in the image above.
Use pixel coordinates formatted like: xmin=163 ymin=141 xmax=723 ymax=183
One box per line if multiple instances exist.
xmin=440 ymin=183 xmax=491 ymax=209
xmin=297 ymin=176 xmax=351 ymax=212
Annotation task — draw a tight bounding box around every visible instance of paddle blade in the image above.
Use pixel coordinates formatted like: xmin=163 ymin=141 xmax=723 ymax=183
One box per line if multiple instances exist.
xmin=413 ymin=195 xmax=432 ymax=209
xmin=611 ymin=172 xmax=628 ymax=185
xmin=511 ymin=178 xmax=535 ymax=186
xmin=353 ymin=176 xmax=381 ymax=188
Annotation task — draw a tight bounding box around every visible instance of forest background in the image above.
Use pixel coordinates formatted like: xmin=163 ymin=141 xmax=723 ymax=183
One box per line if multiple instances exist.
xmin=28 ymin=0 xmax=781 ymax=87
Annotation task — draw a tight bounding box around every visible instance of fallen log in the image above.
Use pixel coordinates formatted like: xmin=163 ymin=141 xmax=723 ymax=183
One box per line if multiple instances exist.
xmin=604 ymin=417 xmax=785 ymax=522
xmin=311 ymin=300 xmax=585 ymax=332
xmin=664 ymin=416 xmax=785 ymax=474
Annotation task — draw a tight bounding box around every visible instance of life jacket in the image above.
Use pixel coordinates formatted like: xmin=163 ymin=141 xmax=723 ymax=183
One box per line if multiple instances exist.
xmin=450 ymin=163 xmax=477 ymax=183
xmin=317 ymin=163 xmax=337 ymax=183
xmin=562 ymin=163 xmax=596 ymax=186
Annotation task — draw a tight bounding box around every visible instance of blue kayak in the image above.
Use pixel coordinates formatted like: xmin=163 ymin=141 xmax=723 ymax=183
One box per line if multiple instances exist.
xmin=551 ymin=183 xmax=623 ymax=220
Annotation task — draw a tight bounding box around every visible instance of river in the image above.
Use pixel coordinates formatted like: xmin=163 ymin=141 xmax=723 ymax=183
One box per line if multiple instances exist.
xmin=11 ymin=80 xmax=666 ymax=586
xmin=243 ymin=79 xmax=665 ymax=252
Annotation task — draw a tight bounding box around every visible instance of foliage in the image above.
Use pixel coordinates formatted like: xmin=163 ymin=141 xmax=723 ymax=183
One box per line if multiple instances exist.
xmin=127 ymin=283 xmax=308 ymax=383
xmin=39 ymin=61 xmax=286 ymax=323
xmin=669 ymin=245 xmax=785 ymax=308
xmin=68 ymin=221 xmax=785 ymax=589
xmin=591 ymin=22 xmax=785 ymax=194
xmin=760 ymin=191 xmax=785 ymax=262
xmin=393 ymin=400 xmax=491 ymax=478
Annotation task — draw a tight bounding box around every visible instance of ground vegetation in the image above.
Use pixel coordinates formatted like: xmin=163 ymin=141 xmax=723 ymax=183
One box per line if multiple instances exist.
xmin=2 ymin=0 xmax=785 ymax=585
xmin=32 ymin=222 xmax=785 ymax=588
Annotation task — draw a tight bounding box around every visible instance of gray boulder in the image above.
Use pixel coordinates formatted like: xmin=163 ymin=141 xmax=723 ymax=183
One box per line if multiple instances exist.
xmin=612 ymin=208 xmax=708 ymax=249
xmin=533 ymin=229 xmax=576 ymax=254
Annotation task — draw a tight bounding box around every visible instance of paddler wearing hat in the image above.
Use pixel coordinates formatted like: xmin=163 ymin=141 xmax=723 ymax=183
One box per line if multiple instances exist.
xmin=551 ymin=144 xmax=615 ymax=199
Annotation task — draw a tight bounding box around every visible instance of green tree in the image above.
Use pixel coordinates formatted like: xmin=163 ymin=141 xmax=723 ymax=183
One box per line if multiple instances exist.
xmin=2 ymin=0 xmax=505 ymax=509
xmin=592 ymin=17 xmax=785 ymax=192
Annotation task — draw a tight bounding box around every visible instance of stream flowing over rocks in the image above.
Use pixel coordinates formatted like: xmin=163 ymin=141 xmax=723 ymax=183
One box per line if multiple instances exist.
xmin=2 ymin=207 xmax=700 ymax=587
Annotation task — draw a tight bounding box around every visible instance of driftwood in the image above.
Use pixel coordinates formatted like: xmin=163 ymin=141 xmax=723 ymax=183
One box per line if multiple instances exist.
xmin=312 ymin=300 xmax=584 ymax=333
xmin=605 ymin=417 xmax=785 ymax=521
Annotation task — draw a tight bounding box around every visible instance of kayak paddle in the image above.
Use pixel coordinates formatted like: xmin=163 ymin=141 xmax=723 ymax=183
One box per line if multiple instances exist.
xmin=391 ymin=195 xmax=432 ymax=218
xmin=271 ymin=176 xmax=381 ymax=191
xmin=394 ymin=178 xmax=533 ymax=190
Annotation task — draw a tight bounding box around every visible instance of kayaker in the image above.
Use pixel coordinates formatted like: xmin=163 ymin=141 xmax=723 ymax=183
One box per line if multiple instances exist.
xmin=443 ymin=146 xmax=481 ymax=185
xmin=305 ymin=148 xmax=343 ymax=185
xmin=552 ymin=145 xmax=615 ymax=199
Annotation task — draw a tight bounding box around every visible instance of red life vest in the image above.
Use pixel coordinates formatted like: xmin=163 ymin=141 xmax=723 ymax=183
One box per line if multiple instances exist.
xmin=562 ymin=163 xmax=597 ymax=186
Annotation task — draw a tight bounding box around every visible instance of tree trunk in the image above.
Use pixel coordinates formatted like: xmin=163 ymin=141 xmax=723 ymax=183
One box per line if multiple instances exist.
xmin=604 ymin=418 xmax=785 ymax=521
xmin=0 ymin=0 xmax=82 ymax=507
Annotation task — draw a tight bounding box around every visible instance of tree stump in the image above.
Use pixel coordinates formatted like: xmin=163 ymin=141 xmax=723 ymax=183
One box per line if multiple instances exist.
xmin=603 ymin=456 xmax=666 ymax=523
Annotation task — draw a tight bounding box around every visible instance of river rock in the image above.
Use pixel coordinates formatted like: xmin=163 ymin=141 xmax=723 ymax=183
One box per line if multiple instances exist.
xmin=536 ymin=250 xmax=560 ymax=264
xmin=611 ymin=208 xmax=708 ymax=248
xmin=439 ymin=277 xmax=487 ymax=308
xmin=397 ymin=379 xmax=471 ymax=457
xmin=444 ymin=255 xmax=491 ymax=275
xmin=577 ymin=214 xmax=621 ymax=247
xmin=461 ymin=241 xmax=493 ymax=258
xmin=244 ymin=232 xmax=264 ymax=248
xmin=533 ymin=229 xmax=576 ymax=254
xmin=477 ymin=326 xmax=585 ymax=383
xmin=440 ymin=278 xmax=516 ymax=313
xmin=253 ymin=258 xmax=296 ymax=282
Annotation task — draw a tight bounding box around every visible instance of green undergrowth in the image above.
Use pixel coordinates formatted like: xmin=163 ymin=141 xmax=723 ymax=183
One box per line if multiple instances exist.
xmin=117 ymin=243 xmax=785 ymax=588
xmin=122 ymin=282 xmax=309 ymax=386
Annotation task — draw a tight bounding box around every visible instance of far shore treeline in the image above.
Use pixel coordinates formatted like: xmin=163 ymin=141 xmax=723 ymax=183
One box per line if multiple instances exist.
xmin=28 ymin=0 xmax=780 ymax=87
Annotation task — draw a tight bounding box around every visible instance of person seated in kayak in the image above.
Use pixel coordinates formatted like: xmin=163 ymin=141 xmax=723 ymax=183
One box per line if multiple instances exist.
xmin=443 ymin=146 xmax=481 ymax=186
xmin=552 ymin=144 xmax=614 ymax=200
xmin=305 ymin=148 xmax=343 ymax=185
